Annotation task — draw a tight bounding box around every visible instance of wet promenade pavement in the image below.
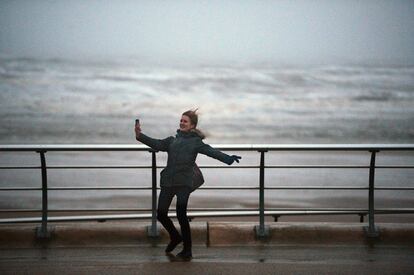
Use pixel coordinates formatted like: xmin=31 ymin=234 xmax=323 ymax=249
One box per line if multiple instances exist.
xmin=1 ymin=221 xmax=413 ymax=274
xmin=1 ymin=245 xmax=413 ymax=274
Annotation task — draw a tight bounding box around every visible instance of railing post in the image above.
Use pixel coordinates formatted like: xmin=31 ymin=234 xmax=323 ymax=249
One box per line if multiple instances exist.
xmin=36 ymin=150 xmax=51 ymax=238
xmin=364 ymin=150 xmax=380 ymax=238
xmin=255 ymin=150 xmax=269 ymax=238
xmin=147 ymin=150 xmax=159 ymax=237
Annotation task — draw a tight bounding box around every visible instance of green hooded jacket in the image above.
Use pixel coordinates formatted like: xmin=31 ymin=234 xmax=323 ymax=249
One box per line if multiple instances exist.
xmin=137 ymin=129 xmax=233 ymax=188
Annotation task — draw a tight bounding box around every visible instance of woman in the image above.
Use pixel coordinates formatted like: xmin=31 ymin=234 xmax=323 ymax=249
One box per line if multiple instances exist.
xmin=135 ymin=110 xmax=241 ymax=260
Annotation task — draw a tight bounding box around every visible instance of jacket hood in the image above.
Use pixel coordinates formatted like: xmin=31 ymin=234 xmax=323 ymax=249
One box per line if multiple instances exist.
xmin=176 ymin=128 xmax=206 ymax=139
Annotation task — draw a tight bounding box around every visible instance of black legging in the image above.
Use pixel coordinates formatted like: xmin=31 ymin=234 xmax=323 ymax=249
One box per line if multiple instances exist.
xmin=157 ymin=186 xmax=192 ymax=251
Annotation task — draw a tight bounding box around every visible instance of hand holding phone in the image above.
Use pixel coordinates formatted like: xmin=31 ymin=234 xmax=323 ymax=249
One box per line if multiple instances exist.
xmin=135 ymin=118 xmax=141 ymax=138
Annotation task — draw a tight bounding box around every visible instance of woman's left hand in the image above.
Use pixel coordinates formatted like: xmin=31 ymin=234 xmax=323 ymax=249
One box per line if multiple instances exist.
xmin=229 ymin=155 xmax=242 ymax=164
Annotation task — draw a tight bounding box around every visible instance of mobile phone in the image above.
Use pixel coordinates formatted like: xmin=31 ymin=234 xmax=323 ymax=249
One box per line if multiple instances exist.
xmin=135 ymin=119 xmax=140 ymax=126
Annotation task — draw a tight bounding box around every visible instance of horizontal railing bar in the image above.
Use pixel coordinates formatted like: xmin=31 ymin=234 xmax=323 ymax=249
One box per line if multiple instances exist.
xmin=0 ymin=187 xmax=248 ymax=191
xmin=375 ymin=187 xmax=414 ymax=190
xmin=194 ymin=165 xmax=413 ymax=169
xmin=206 ymin=165 xmax=414 ymax=169
xmin=1 ymin=186 xmax=413 ymax=191
xmin=0 ymin=187 xmax=151 ymax=191
xmin=197 ymin=186 xmax=259 ymax=190
xmin=3 ymin=208 xmax=413 ymax=213
xmin=0 ymin=166 xmax=153 ymax=169
xmin=1 ymin=144 xmax=414 ymax=152
xmin=2 ymin=209 xmax=414 ymax=224
xmin=0 ymin=209 xmax=42 ymax=212
xmin=44 ymin=186 xmax=260 ymax=190
xmin=265 ymin=186 xmax=368 ymax=190
xmin=0 ymin=165 xmax=370 ymax=170
xmin=0 ymin=188 xmax=42 ymax=191
xmin=0 ymin=166 xmax=41 ymax=169
xmin=45 ymin=186 xmax=366 ymax=190
xmin=1 ymin=165 xmax=412 ymax=170
xmin=47 ymin=187 xmax=152 ymax=190
xmin=0 ymin=186 xmax=257 ymax=191
xmin=201 ymin=186 xmax=414 ymax=190
xmin=47 ymin=165 xmax=153 ymax=169
xmin=375 ymin=166 xmax=414 ymax=169
xmin=265 ymin=165 xmax=414 ymax=169
xmin=47 ymin=165 xmax=258 ymax=169
xmin=0 ymin=208 xmax=259 ymax=212
xmin=264 ymin=165 xmax=370 ymax=168
xmin=191 ymin=165 xmax=258 ymax=168
xmin=2 ymin=165 xmax=413 ymax=170
xmin=0 ymin=187 xmax=255 ymax=191
xmin=0 ymin=165 xmax=256 ymax=169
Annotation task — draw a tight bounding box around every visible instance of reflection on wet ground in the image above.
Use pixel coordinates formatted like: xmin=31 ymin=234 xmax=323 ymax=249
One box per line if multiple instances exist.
xmin=1 ymin=245 xmax=413 ymax=274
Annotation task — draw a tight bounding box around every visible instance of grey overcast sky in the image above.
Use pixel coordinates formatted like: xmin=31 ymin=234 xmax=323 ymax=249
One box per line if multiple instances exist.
xmin=1 ymin=0 xmax=414 ymax=64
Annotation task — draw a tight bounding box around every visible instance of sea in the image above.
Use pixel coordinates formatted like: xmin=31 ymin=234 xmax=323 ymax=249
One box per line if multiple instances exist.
xmin=0 ymin=57 xmax=413 ymax=221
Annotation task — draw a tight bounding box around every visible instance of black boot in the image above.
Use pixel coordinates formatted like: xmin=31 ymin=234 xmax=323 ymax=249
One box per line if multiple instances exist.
xmin=176 ymin=249 xmax=192 ymax=261
xmin=165 ymin=235 xmax=183 ymax=253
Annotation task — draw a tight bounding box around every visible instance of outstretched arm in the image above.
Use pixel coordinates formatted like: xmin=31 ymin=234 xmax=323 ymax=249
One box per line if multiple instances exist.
xmin=135 ymin=123 xmax=173 ymax=152
xmin=197 ymin=142 xmax=241 ymax=165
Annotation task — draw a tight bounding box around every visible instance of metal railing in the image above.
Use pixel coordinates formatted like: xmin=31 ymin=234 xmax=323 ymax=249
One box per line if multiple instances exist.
xmin=0 ymin=144 xmax=413 ymax=238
